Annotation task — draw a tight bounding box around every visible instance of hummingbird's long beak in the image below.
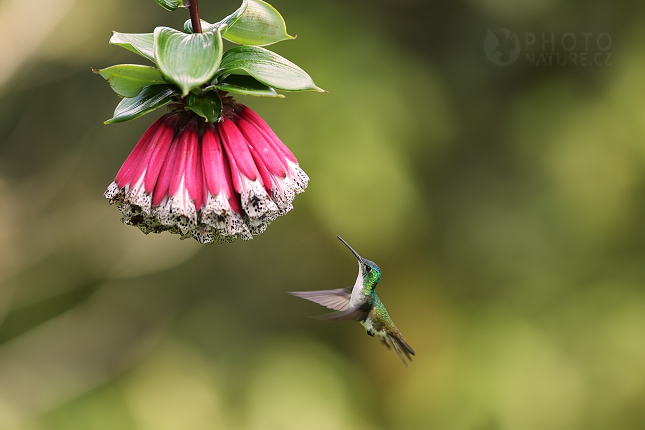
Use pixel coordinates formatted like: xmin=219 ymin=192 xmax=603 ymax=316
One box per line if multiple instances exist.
xmin=337 ymin=236 xmax=365 ymax=262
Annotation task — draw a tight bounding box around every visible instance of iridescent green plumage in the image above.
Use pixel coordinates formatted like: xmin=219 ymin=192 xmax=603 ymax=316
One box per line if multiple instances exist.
xmin=370 ymin=297 xmax=393 ymax=331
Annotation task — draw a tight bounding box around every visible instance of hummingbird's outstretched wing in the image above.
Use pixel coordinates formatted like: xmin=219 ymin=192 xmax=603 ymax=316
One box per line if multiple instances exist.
xmin=311 ymin=306 xmax=369 ymax=322
xmin=288 ymin=287 xmax=352 ymax=311
xmin=310 ymin=298 xmax=372 ymax=322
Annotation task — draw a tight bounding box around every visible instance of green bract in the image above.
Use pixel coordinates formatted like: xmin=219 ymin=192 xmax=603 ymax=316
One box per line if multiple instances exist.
xmin=183 ymin=1 xmax=246 ymax=34
xmin=185 ymin=92 xmax=223 ymax=123
xmin=105 ymin=85 xmax=177 ymax=124
xmin=223 ymin=0 xmax=294 ymax=46
xmin=216 ymin=46 xmax=323 ymax=92
xmin=208 ymin=75 xmax=282 ymax=98
xmin=97 ymin=0 xmax=323 ymax=124
xmin=154 ymin=27 xmax=223 ymax=96
xmin=184 ymin=0 xmax=293 ymax=46
xmin=184 ymin=19 xmax=222 ymax=34
xmin=153 ymin=0 xmax=184 ymax=11
xmin=110 ymin=32 xmax=155 ymax=63
xmin=95 ymin=65 xmax=167 ymax=98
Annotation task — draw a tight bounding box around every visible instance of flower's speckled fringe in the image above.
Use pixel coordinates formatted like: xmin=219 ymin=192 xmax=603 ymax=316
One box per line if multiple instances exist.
xmin=105 ymin=177 xmax=307 ymax=244
xmin=104 ymin=105 xmax=308 ymax=244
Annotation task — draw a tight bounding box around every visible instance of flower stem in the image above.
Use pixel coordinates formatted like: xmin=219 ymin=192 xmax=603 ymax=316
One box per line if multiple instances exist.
xmin=187 ymin=0 xmax=202 ymax=33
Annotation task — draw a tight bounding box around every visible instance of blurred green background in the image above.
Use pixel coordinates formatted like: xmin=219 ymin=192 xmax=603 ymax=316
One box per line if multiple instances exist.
xmin=1 ymin=0 xmax=645 ymax=429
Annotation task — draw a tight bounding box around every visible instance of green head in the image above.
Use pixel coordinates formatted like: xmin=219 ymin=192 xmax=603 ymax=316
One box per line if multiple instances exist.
xmin=337 ymin=236 xmax=381 ymax=291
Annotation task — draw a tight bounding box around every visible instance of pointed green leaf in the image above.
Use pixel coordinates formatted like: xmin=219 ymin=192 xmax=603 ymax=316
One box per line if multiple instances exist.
xmin=209 ymin=75 xmax=282 ymax=97
xmin=183 ymin=19 xmax=222 ymax=34
xmin=154 ymin=27 xmax=223 ymax=96
xmin=105 ymin=84 xmax=177 ymax=124
xmin=110 ymin=32 xmax=155 ymax=63
xmin=95 ymin=64 xmax=167 ymax=97
xmin=223 ymin=0 xmax=294 ymax=46
xmin=153 ymin=0 xmax=182 ymax=11
xmin=216 ymin=46 xmax=323 ymax=92
xmin=185 ymin=91 xmax=223 ymax=123
xmin=183 ymin=0 xmax=291 ymax=46
xmin=183 ymin=1 xmax=246 ymax=34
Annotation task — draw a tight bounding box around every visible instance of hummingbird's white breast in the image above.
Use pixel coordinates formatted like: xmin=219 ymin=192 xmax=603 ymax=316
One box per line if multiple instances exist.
xmin=349 ymin=262 xmax=367 ymax=309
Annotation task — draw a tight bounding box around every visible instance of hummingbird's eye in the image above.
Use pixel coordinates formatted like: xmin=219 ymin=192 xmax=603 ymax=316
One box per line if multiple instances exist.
xmin=366 ymin=266 xmax=372 ymax=272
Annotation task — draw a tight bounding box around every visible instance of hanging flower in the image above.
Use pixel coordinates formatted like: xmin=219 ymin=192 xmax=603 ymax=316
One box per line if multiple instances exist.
xmin=95 ymin=0 xmax=324 ymax=243
xmin=105 ymin=101 xmax=309 ymax=243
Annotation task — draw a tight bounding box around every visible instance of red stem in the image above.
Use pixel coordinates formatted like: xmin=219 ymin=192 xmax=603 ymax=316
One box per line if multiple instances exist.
xmin=187 ymin=0 xmax=202 ymax=33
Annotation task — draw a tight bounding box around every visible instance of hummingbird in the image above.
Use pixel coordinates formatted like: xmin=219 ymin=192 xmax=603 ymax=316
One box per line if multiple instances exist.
xmin=290 ymin=236 xmax=415 ymax=365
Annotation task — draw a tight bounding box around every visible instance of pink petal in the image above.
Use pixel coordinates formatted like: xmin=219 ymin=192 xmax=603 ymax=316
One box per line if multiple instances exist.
xmin=223 ymin=153 xmax=242 ymax=214
xmin=201 ymin=124 xmax=226 ymax=197
xmin=193 ymin=151 xmax=205 ymax=211
xmin=246 ymin=140 xmax=274 ymax=192
xmin=130 ymin=119 xmax=173 ymax=187
xmin=201 ymin=174 xmax=210 ymax=213
xmin=218 ymin=117 xmax=258 ymax=182
xmin=237 ymin=105 xmax=298 ymax=163
xmin=182 ymin=121 xmax=203 ymax=210
xmin=168 ymin=122 xmax=192 ymax=197
xmin=143 ymin=114 xmax=178 ymax=193
xmin=152 ymin=133 xmax=180 ymax=206
xmin=236 ymin=117 xmax=287 ymax=178
xmin=223 ymin=135 xmax=242 ymax=194
xmin=115 ymin=114 xmax=166 ymax=186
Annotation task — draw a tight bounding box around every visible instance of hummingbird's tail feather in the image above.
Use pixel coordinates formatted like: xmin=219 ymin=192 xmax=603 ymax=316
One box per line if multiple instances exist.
xmin=380 ymin=336 xmax=391 ymax=350
xmin=395 ymin=334 xmax=416 ymax=357
xmin=388 ymin=332 xmax=416 ymax=366
xmin=389 ymin=335 xmax=409 ymax=366
xmin=288 ymin=288 xmax=352 ymax=311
